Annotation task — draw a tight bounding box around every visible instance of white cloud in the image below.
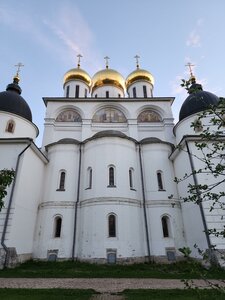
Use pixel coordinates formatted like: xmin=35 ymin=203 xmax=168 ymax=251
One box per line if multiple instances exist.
xmin=186 ymin=30 xmax=201 ymax=47
xmin=186 ymin=18 xmax=203 ymax=48
xmin=0 ymin=3 xmax=101 ymax=72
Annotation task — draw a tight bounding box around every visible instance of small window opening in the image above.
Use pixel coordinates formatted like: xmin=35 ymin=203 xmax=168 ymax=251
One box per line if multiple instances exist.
xmin=66 ymin=85 xmax=70 ymax=97
xmin=108 ymin=214 xmax=116 ymax=237
xmin=133 ymin=87 xmax=137 ymax=98
xmin=75 ymin=85 xmax=80 ymax=98
xmin=54 ymin=217 xmax=62 ymax=238
xmin=143 ymin=85 xmax=147 ymax=98
xmin=162 ymin=216 xmax=169 ymax=238
xmin=87 ymin=167 xmax=92 ymax=189
xmin=106 ymin=91 xmax=109 ymax=98
xmin=129 ymin=168 xmax=134 ymax=189
xmin=108 ymin=167 xmax=115 ymax=186
xmin=85 ymin=88 xmax=88 ymax=98
xmin=157 ymin=171 xmax=164 ymax=190
xmin=58 ymin=171 xmax=66 ymax=190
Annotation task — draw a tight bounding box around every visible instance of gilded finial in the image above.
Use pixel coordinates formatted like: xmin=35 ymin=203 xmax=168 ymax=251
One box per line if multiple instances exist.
xmin=14 ymin=62 xmax=24 ymax=83
xmin=134 ymin=55 xmax=140 ymax=69
xmin=77 ymin=54 xmax=82 ymax=68
xmin=104 ymin=56 xmax=110 ymax=69
xmin=185 ymin=62 xmax=196 ymax=82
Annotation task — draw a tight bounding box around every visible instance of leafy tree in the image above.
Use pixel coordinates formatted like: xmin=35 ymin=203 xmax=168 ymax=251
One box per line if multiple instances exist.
xmin=0 ymin=169 xmax=15 ymax=211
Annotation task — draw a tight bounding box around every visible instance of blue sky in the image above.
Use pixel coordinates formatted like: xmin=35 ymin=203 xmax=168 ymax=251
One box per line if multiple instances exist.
xmin=1 ymin=0 xmax=225 ymax=145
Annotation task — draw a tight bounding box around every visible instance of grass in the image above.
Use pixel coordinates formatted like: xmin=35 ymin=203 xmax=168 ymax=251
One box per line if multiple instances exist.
xmin=0 ymin=260 xmax=225 ymax=279
xmin=0 ymin=289 xmax=225 ymax=300
xmin=123 ymin=289 xmax=225 ymax=300
xmin=0 ymin=289 xmax=95 ymax=300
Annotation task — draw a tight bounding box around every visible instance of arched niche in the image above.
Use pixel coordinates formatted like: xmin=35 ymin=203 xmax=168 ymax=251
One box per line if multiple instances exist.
xmin=92 ymin=107 xmax=127 ymax=123
xmin=56 ymin=109 xmax=82 ymax=122
xmin=137 ymin=110 xmax=161 ymax=122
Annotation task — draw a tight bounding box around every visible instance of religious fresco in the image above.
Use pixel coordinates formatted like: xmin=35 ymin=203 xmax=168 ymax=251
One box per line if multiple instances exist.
xmin=92 ymin=107 xmax=127 ymax=123
xmin=56 ymin=110 xmax=82 ymax=122
xmin=137 ymin=110 xmax=161 ymax=122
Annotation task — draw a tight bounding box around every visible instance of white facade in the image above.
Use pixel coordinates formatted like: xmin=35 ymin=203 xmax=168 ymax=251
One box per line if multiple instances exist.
xmin=0 ymin=63 xmax=224 ymax=267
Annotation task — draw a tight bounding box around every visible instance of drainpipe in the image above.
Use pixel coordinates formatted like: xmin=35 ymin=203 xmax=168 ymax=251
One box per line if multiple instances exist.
xmin=138 ymin=144 xmax=151 ymax=262
xmin=72 ymin=143 xmax=82 ymax=260
xmin=1 ymin=142 xmax=32 ymax=268
xmin=185 ymin=140 xmax=218 ymax=265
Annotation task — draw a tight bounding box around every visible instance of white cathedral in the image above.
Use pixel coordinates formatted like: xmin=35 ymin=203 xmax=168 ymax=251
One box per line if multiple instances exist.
xmin=0 ymin=57 xmax=224 ymax=267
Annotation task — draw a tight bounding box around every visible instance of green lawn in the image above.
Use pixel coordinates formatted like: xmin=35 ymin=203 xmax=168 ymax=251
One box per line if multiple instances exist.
xmin=123 ymin=289 xmax=225 ymax=300
xmin=0 ymin=289 xmax=95 ymax=300
xmin=0 ymin=260 xmax=225 ymax=279
xmin=0 ymin=289 xmax=225 ymax=300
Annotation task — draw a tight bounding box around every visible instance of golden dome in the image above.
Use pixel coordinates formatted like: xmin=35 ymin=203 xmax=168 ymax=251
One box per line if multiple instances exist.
xmin=92 ymin=68 xmax=125 ymax=92
xmin=126 ymin=68 xmax=154 ymax=89
xmin=63 ymin=68 xmax=91 ymax=87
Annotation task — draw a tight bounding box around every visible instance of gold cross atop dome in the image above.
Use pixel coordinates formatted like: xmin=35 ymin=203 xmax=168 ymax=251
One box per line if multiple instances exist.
xmin=14 ymin=62 xmax=24 ymax=83
xmin=134 ymin=55 xmax=140 ymax=69
xmin=14 ymin=62 xmax=24 ymax=76
xmin=77 ymin=54 xmax=83 ymax=68
xmin=185 ymin=62 xmax=195 ymax=78
xmin=104 ymin=56 xmax=110 ymax=69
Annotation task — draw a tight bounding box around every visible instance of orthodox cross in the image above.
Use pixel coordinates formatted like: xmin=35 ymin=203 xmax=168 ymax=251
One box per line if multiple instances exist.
xmin=104 ymin=56 xmax=110 ymax=69
xmin=77 ymin=54 xmax=83 ymax=68
xmin=185 ymin=62 xmax=195 ymax=77
xmin=14 ymin=62 xmax=24 ymax=76
xmin=134 ymin=55 xmax=140 ymax=68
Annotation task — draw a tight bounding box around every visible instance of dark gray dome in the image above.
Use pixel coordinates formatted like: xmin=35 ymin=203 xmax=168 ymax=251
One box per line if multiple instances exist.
xmin=179 ymin=82 xmax=219 ymax=121
xmin=0 ymin=79 xmax=32 ymax=122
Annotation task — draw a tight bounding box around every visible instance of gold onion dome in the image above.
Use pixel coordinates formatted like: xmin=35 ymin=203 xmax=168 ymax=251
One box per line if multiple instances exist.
xmin=63 ymin=67 xmax=91 ymax=88
xmin=92 ymin=68 xmax=126 ymax=92
xmin=126 ymin=68 xmax=155 ymax=89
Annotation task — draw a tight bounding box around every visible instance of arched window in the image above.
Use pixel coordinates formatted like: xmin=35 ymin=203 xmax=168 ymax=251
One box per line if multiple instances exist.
xmin=58 ymin=171 xmax=66 ymax=191
xmin=143 ymin=85 xmax=147 ymax=98
xmin=54 ymin=216 xmax=62 ymax=238
xmin=6 ymin=120 xmax=15 ymax=133
xmin=66 ymin=85 xmax=70 ymax=97
xmin=133 ymin=87 xmax=137 ymax=98
xmin=92 ymin=108 xmax=126 ymax=123
xmin=129 ymin=168 xmax=134 ymax=189
xmin=137 ymin=110 xmax=161 ymax=122
xmin=108 ymin=166 xmax=115 ymax=187
xmin=157 ymin=171 xmax=164 ymax=190
xmin=161 ymin=216 xmax=170 ymax=238
xmin=108 ymin=214 xmax=116 ymax=237
xmin=56 ymin=110 xmax=82 ymax=122
xmin=87 ymin=167 xmax=92 ymax=189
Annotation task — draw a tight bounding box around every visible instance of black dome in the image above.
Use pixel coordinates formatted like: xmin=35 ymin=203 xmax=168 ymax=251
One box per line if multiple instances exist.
xmin=0 ymin=80 xmax=32 ymax=122
xmin=179 ymin=89 xmax=219 ymax=121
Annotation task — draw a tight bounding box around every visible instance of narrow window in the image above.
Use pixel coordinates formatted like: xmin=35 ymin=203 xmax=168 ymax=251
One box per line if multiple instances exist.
xmin=129 ymin=168 xmax=134 ymax=189
xmin=85 ymin=88 xmax=88 ymax=98
xmin=6 ymin=120 xmax=15 ymax=133
xmin=118 ymin=94 xmax=121 ymax=98
xmin=157 ymin=171 xmax=164 ymax=190
xmin=95 ymin=94 xmax=98 ymax=98
xmin=143 ymin=85 xmax=147 ymax=98
xmin=66 ymin=85 xmax=70 ymax=97
xmin=75 ymin=85 xmax=80 ymax=98
xmin=162 ymin=216 xmax=169 ymax=237
xmin=59 ymin=171 xmax=66 ymax=190
xmin=106 ymin=91 xmax=109 ymax=98
xmin=133 ymin=87 xmax=136 ymax=98
xmin=108 ymin=214 xmax=116 ymax=237
xmin=54 ymin=217 xmax=62 ymax=238
xmin=87 ymin=167 xmax=92 ymax=189
xmin=109 ymin=166 xmax=115 ymax=186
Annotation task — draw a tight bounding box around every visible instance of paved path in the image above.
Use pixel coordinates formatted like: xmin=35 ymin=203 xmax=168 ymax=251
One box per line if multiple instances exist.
xmin=0 ymin=278 xmax=225 ymax=292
